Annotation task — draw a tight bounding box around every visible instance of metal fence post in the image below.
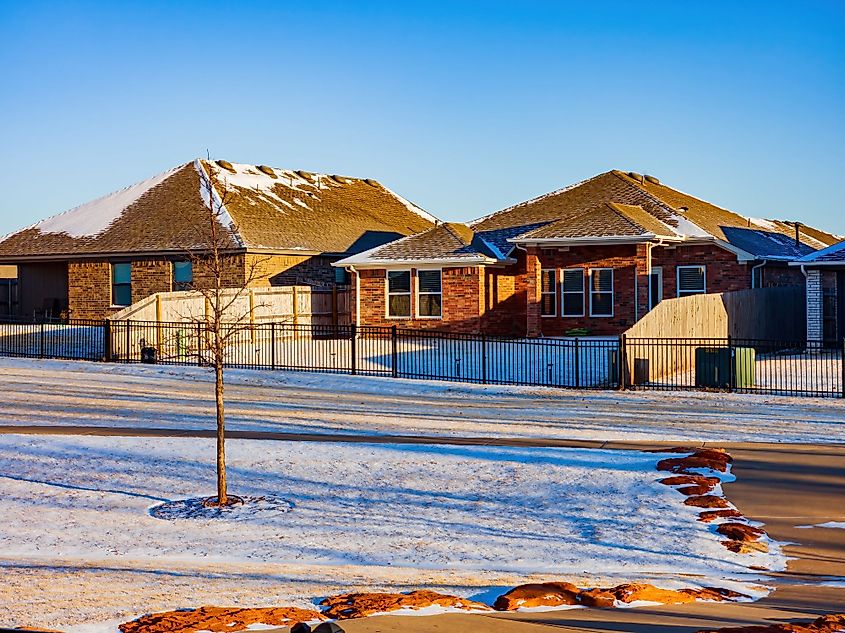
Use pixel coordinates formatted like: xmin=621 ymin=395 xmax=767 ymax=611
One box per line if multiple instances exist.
xmin=727 ymin=334 xmax=734 ymax=391
xmin=39 ymin=321 xmax=45 ymax=359
xmin=196 ymin=322 xmax=203 ymax=367
xmin=103 ymin=319 xmax=112 ymax=361
xmin=574 ymin=338 xmax=580 ymax=388
xmin=270 ymin=322 xmax=276 ymax=370
xmin=124 ymin=321 xmax=131 ymax=363
xmin=841 ymin=338 xmax=845 ymax=399
xmin=391 ymin=325 xmax=398 ymax=378
xmin=351 ymin=323 xmax=357 ymax=375
xmin=481 ymin=334 xmax=488 ymax=385
xmin=619 ymin=334 xmax=627 ymax=390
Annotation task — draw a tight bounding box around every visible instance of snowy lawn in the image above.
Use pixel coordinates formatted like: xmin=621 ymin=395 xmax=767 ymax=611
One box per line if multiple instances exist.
xmin=0 ymin=435 xmax=780 ymax=630
xmin=0 ymin=357 xmax=844 ymax=444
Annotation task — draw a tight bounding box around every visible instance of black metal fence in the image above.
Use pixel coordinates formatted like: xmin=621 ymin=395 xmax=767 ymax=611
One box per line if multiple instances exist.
xmin=0 ymin=319 xmax=842 ymax=397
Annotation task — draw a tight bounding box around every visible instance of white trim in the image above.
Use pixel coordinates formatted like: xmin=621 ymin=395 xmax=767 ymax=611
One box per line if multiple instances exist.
xmin=588 ymin=268 xmax=614 ymax=317
xmin=385 ymin=269 xmax=412 ymax=319
xmin=415 ymin=268 xmax=443 ymax=320
xmin=540 ymin=268 xmax=557 ymax=317
xmin=561 ymin=268 xmax=585 ymax=317
xmin=676 ymin=264 xmax=707 ymax=297
xmin=334 ymin=255 xmax=499 ymax=268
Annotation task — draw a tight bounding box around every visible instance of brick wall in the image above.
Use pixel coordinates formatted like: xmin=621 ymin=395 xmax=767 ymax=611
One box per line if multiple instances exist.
xmin=68 ymin=261 xmax=117 ymax=320
xmin=245 ymin=254 xmax=338 ymax=287
xmin=651 ymin=243 xmax=751 ymax=299
xmin=357 ymin=266 xmax=485 ymax=333
xmin=533 ymin=243 xmax=640 ymax=336
xmin=760 ymin=264 xmax=806 ymax=288
xmin=132 ymin=260 xmax=173 ymax=300
xmin=806 ymin=269 xmax=822 ymax=342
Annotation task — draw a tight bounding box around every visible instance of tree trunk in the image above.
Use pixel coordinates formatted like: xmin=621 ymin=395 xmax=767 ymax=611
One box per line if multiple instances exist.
xmin=214 ymin=358 xmax=227 ymax=505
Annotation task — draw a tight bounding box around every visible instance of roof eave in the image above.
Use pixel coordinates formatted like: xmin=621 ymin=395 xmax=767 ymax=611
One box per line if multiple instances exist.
xmin=334 ymin=256 xmax=501 ymax=269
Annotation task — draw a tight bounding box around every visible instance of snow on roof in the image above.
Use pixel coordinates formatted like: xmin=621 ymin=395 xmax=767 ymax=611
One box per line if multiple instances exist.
xmin=34 ymin=164 xmax=185 ymax=238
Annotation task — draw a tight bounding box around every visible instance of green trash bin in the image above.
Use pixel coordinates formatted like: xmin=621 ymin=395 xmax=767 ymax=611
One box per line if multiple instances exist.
xmin=695 ymin=346 xmax=755 ymax=389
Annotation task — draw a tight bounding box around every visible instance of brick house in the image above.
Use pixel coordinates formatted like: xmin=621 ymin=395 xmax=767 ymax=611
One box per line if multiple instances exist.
xmin=336 ymin=170 xmax=839 ymax=337
xmin=0 ymin=159 xmax=436 ymax=320
xmin=792 ymin=242 xmax=845 ymax=343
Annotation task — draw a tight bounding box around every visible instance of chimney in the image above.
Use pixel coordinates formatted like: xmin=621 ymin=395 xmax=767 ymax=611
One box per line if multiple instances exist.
xmin=794 ymin=222 xmax=802 ymax=247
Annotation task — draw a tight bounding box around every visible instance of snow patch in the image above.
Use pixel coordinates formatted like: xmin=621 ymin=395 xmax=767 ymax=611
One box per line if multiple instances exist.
xmin=34 ymin=165 xmax=184 ymax=238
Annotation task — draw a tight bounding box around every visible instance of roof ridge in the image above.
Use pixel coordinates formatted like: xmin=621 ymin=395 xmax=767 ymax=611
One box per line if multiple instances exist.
xmin=193 ymin=159 xmax=246 ymax=249
xmin=469 ymin=171 xmax=613 ymax=227
xmin=441 ymin=221 xmax=474 ymax=245
xmin=603 ymin=202 xmax=655 ymax=235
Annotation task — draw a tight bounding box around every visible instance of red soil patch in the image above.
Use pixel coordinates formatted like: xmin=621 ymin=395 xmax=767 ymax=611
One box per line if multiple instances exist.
xmin=684 ymin=495 xmax=731 ymax=509
xmin=320 ymin=590 xmax=491 ymax=620
xmin=698 ymin=509 xmax=743 ymax=523
xmin=722 ymin=539 xmax=769 ymax=554
xmin=657 ymin=448 xmax=732 ymax=474
xmin=660 ymin=475 xmax=721 ymax=487
xmin=717 ymin=523 xmax=765 ymax=543
xmin=493 ymin=582 xmax=580 ymax=610
xmin=118 ymin=605 xmax=324 ymax=633
xmin=493 ymin=582 xmax=750 ymax=611
xmin=677 ymin=483 xmax=718 ymax=496
xmin=696 ymin=613 xmax=845 ymax=632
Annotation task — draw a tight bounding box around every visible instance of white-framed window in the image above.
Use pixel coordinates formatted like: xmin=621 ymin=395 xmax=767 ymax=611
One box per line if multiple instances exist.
xmin=540 ymin=269 xmax=557 ymax=317
xmin=386 ymin=270 xmax=412 ymax=318
xmin=589 ymin=268 xmax=613 ymax=317
xmin=677 ymin=265 xmax=706 ymax=297
xmin=111 ymin=262 xmax=132 ymax=307
xmin=562 ymin=268 xmax=585 ymax=317
xmin=172 ymin=261 xmax=193 ymax=291
xmin=416 ymin=269 xmax=442 ymax=318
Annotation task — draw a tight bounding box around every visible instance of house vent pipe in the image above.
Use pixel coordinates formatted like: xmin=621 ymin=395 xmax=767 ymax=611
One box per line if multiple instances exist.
xmin=794 ymin=222 xmax=802 ymax=247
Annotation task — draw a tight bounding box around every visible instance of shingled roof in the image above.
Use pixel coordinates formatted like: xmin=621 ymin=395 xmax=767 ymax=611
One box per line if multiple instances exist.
xmin=0 ymin=159 xmax=437 ymax=260
xmin=337 ymin=222 xmax=503 ymax=266
xmin=470 ymin=170 xmax=839 ymax=260
xmin=793 ymin=240 xmax=845 ymax=265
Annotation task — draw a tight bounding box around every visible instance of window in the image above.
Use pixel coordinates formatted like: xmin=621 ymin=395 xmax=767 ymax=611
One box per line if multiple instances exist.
xmin=540 ymin=269 xmax=557 ymax=317
xmin=677 ymin=265 xmax=706 ymax=297
xmin=334 ymin=266 xmax=349 ymax=285
xmin=589 ymin=268 xmax=613 ymax=317
xmin=111 ymin=263 xmax=132 ymax=307
xmin=387 ymin=270 xmax=411 ymax=317
xmin=562 ymin=268 xmax=585 ymax=317
xmin=417 ymin=269 xmax=442 ymax=318
xmin=172 ymin=261 xmax=193 ymax=291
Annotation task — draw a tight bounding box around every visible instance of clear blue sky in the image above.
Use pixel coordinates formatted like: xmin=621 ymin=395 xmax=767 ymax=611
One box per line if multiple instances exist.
xmin=1 ymin=1 xmax=844 ymax=234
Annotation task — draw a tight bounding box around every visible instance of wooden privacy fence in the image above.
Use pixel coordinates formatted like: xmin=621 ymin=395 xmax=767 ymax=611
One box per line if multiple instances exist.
xmin=107 ymin=286 xmax=351 ymax=360
xmin=622 ymin=286 xmax=806 ymax=384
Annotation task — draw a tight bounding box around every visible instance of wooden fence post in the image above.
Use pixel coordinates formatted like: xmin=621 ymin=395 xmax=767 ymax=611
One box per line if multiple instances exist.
xmin=292 ymin=286 xmax=299 ymax=340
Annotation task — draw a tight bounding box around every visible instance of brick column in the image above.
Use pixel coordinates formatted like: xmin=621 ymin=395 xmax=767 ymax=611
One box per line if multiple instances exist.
xmin=806 ymin=268 xmax=822 ymax=344
xmin=525 ymin=246 xmax=542 ymax=338
xmin=635 ymin=244 xmax=651 ymax=321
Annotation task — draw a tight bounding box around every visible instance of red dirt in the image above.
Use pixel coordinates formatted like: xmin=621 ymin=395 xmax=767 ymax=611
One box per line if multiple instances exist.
xmin=118 ymin=605 xmax=324 ymax=633
xmin=722 ymin=539 xmax=769 ymax=554
xmin=660 ymin=475 xmax=721 ymax=487
xmin=493 ymin=582 xmax=580 ymax=610
xmin=677 ymin=483 xmax=718 ymax=496
xmin=684 ymin=495 xmax=731 ymax=508
xmin=657 ymin=448 xmax=732 ymax=474
xmin=493 ymin=582 xmax=751 ymax=611
xmin=319 ymin=590 xmax=491 ymax=620
xmin=696 ymin=613 xmax=845 ymax=632
xmin=698 ymin=509 xmax=743 ymax=523
xmin=717 ymin=522 xmax=765 ymax=543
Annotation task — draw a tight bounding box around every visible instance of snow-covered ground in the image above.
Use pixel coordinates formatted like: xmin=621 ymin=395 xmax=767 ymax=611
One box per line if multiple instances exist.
xmin=0 ymin=435 xmax=779 ymax=630
xmin=0 ymin=357 xmax=843 ymax=443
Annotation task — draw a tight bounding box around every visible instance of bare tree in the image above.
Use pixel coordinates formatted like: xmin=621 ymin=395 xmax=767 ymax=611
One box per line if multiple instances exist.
xmin=180 ymin=162 xmax=270 ymax=506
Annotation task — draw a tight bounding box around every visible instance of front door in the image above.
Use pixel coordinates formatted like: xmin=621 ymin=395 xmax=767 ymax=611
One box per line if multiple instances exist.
xmin=649 ymin=266 xmax=663 ymax=311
